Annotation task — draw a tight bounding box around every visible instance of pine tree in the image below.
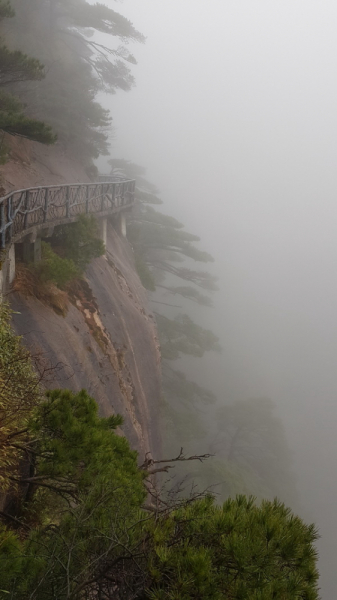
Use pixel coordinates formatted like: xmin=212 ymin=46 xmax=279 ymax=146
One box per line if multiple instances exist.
xmin=0 ymin=44 xmax=44 ymax=85
xmin=0 ymin=384 xmax=320 ymax=600
xmin=0 ymin=0 xmax=14 ymax=21
xmin=108 ymin=159 xmax=218 ymax=299
xmin=156 ymin=312 xmax=221 ymax=360
xmin=0 ymin=0 xmax=56 ymax=144
xmin=0 ymin=91 xmax=56 ymax=143
xmin=0 ymin=0 xmax=144 ymax=160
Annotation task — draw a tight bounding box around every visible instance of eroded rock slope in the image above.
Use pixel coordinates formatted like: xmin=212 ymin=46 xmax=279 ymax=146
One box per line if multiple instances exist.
xmin=10 ymin=222 xmax=161 ymax=457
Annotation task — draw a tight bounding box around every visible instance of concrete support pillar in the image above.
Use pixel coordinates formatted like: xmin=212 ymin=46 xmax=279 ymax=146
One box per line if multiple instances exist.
xmin=33 ymin=238 xmax=41 ymax=263
xmin=8 ymin=243 xmax=15 ymax=284
xmin=97 ymin=217 xmax=107 ymax=250
xmin=23 ymin=242 xmax=32 ymax=264
xmin=117 ymin=212 xmax=127 ymax=237
xmin=23 ymin=237 xmax=42 ymax=264
xmin=0 ymin=243 xmax=15 ymax=295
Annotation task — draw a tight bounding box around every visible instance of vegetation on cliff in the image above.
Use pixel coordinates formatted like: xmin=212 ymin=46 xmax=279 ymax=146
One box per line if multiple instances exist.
xmin=0 ymin=1 xmax=56 ymax=147
xmin=14 ymin=214 xmax=104 ymax=311
xmin=0 ymin=307 xmax=320 ymax=599
xmin=0 ymin=302 xmax=42 ymax=493
xmin=0 ymin=0 xmax=144 ymax=164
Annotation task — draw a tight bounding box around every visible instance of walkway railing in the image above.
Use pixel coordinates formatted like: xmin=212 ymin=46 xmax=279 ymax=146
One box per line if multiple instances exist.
xmin=0 ymin=178 xmax=135 ymax=249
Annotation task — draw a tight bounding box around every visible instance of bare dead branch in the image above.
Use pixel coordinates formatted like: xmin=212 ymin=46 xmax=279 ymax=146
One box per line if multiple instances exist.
xmin=140 ymin=448 xmax=213 ymax=471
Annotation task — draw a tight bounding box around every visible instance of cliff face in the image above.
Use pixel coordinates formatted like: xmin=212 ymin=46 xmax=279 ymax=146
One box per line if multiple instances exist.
xmin=2 ymin=138 xmax=161 ymax=458
xmin=10 ymin=223 xmax=161 ymax=456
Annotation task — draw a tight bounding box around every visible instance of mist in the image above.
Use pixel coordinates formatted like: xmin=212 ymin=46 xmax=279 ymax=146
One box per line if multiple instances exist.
xmin=94 ymin=0 xmax=337 ymax=596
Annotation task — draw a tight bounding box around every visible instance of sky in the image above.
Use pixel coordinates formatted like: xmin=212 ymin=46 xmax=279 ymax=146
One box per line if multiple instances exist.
xmin=97 ymin=2 xmax=337 ymax=595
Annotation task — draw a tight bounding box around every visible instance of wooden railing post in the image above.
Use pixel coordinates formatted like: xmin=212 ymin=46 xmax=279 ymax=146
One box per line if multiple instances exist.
xmin=7 ymin=198 xmax=12 ymax=243
xmin=66 ymin=186 xmax=70 ymax=218
xmin=121 ymin=181 xmax=125 ymax=205
xmin=0 ymin=202 xmax=5 ymax=249
xmin=86 ymin=185 xmax=90 ymax=213
xmin=23 ymin=190 xmax=29 ymax=229
xmin=43 ymin=188 xmax=48 ymax=222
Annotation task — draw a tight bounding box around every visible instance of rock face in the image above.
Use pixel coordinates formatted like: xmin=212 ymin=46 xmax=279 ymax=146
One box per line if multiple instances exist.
xmin=0 ymin=134 xmax=91 ymax=194
xmin=10 ymin=222 xmax=162 ymax=457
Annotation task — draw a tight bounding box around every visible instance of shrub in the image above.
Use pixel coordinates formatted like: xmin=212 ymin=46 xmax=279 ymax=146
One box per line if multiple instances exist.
xmin=37 ymin=242 xmax=79 ymax=288
xmin=52 ymin=214 xmax=105 ymax=272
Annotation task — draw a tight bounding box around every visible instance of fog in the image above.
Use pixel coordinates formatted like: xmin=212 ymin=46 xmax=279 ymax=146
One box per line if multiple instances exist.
xmin=97 ymin=1 xmax=337 ymax=596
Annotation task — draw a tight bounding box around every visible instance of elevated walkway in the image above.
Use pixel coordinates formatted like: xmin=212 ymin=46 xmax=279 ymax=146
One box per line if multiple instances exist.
xmin=0 ymin=177 xmax=135 ymax=294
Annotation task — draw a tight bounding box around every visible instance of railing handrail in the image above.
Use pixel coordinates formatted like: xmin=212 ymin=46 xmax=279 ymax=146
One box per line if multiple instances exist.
xmin=97 ymin=174 xmax=129 ymax=183
xmin=0 ymin=178 xmax=136 ymax=249
xmin=0 ymin=178 xmax=135 ymax=206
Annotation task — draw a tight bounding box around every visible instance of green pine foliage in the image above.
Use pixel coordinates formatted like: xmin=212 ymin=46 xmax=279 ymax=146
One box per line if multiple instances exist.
xmin=0 ymin=0 xmax=144 ymax=160
xmin=67 ymin=2 xmax=145 ymax=43
xmin=156 ymin=312 xmax=221 ymax=359
xmin=21 ymin=59 xmax=112 ymax=158
xmin=147 ymin=495 xmax=319 ymax=600
xmin=0 ymin=0 xmax=14 ymax=20
xmin=0 ymin=44 xmax=44 ymax=85
xmin=37 ymin=241 xmax=79 ymax=288
xmin=109 ymin=161 xmax=217 ymax=301
xmin=2 ymin=114 xmax=56 ymax=144
xmin=51 ymin=214 xmax=105 ymax=272
xmin=0 ymin=389 xmax=146 ymax=598
xmin=0 ymin=311 xmax=320 ymax=598
xmin=133 ymin=205 xmax=184 ymax=229
xmin=27 ymin=388 xmax=139 ymax=510
xmin=128 ymin=208 xmax=215 ymax=265
xmin=0 ymin=386 xmax=320 ymax=599
xmin=0 ymin=302 xmax=41 ymax=493
xmin=161 ymin=284 xmax=213 ymax=306
xmin=0 ymin=1 xmax=56 ymax=145
xmin=0 ymin=91 xmax=56 ymax=143
xmin=31 ymin=215 xmax=105 ymax=289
